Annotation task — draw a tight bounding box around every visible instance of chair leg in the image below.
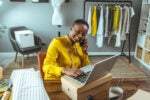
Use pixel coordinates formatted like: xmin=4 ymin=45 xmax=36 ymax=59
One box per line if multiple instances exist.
xmin=14 ymin=52 xmax=18 ymax=62
xmin=22 ymin=55 xmax=24 ymax=69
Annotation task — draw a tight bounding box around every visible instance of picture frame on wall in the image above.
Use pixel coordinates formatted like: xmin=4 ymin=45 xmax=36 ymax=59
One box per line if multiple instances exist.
xmin=32 ymin=0 xmax=49 ymax=3
xmin=10 ymin=0 xmax=25 ymax=1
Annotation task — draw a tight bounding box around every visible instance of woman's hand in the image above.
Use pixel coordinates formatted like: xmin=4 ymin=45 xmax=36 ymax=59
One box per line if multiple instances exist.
xmin=81 ymin=38 xmax=88 ymax=54
xmin=62 ymin=68 xmax=85 ymax=77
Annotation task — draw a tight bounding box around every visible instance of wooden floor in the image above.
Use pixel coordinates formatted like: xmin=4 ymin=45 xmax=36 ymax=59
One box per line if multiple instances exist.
xmin=2 ymin=55 xmax=150 ymax=100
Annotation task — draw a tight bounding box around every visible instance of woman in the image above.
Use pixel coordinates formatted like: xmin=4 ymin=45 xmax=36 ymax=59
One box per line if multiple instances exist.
xmin=43 ymin=19 xmax=90 ymax=80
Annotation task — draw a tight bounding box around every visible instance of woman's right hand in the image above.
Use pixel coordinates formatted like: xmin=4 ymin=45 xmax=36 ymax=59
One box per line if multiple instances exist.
xmin=80 ymin=38 xmax=88 ymax=54
xmin=62 ymin=68 xmax=84 ymax=77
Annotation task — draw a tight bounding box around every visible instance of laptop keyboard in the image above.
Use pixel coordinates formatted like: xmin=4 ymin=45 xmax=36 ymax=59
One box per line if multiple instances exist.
xmin=73 ymin=71 xmax=90 ymax=83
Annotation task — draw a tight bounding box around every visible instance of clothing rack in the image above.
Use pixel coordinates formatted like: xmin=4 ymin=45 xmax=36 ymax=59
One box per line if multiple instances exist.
xmin=83 ymin=0 xmax=132 ymax=63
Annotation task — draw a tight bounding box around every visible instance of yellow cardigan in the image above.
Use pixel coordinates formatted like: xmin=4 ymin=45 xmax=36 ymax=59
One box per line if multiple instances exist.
xmin=43 ymin=35 xmax=90 ymax=80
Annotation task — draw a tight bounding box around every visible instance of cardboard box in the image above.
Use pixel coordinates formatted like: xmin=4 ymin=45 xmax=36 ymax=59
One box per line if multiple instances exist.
xmin=61 ymin=74 xmax=112 ymax=100
xmin=15 ymin=30 xmax=35 ymax=48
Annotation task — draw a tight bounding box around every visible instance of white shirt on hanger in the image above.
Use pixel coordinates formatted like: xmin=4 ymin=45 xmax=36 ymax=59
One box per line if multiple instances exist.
xmin=96 ymin=6 xmax=104 ymax=48
xmin=87 ymin=6 xmax=92 ymax=35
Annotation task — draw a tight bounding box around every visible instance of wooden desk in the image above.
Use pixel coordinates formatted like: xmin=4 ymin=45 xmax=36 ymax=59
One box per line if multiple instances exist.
xmin=44 ymin=80 xmax=71 ymax=100
xmin=61 ymin=74 xmax=112 ymax=100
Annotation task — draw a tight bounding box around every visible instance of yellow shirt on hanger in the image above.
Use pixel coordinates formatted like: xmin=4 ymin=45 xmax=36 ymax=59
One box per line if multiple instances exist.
xmin=113 ymin=6 xmax=120 ymax=33
xmin=43 ymin=35 xmax=90 ymax=80
xmin=92 ymin=5 xmax=97 ymax=37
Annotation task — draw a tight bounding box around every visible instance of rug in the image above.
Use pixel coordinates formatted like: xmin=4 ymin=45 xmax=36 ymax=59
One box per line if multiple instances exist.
xmin=4 ymin=56 xmax=148 ymax=81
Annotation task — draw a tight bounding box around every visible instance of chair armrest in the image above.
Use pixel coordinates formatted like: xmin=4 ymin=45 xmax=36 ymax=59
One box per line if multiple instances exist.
xmin=34 ymin=35 xmax=42 ymax=47
xmin=8 ymin=33 xmax=22 ymax=52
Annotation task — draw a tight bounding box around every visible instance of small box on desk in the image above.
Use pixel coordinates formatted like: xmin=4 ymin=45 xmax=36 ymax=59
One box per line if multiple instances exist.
xmin=15 ymin=30 xmax=35 ymax=48
xmin=61 ymin=73 xmax=112 ymax=100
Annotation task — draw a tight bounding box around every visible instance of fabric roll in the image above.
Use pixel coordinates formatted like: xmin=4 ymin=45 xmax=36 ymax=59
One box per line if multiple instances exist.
xmin=91 ymin=5 xmax=98 ymax=37
xmin=96 ymin=6 xmax=104 ymax=48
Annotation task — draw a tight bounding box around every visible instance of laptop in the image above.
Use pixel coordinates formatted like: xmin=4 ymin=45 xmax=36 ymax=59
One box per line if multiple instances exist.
xmin=65 ymin=54 xmax=120 ymax=86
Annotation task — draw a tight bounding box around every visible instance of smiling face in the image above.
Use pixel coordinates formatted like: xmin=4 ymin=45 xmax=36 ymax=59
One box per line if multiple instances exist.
xmin=69 ymin=23 xmax=88 ymax=43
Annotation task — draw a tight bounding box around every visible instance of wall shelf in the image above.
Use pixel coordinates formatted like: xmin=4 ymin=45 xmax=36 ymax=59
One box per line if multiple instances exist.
xmin=135 ymin=0 xmax=150 ymax=68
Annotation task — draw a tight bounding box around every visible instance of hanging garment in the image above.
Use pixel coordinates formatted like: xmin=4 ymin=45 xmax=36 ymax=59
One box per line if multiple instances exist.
xmin=96 ymin=6 xmax=104 ymax=48
xmin=125 ymin=7 xmax=135 ymax=33
xmin=130 ymin=7 xmax=135 ymax=17
xmin=121 ymin=6 xmax=135 ymax=40
xmin=91 ymin=5 xmax=98 ymax=37
xmin=120 ymin=6 xmax=128 ymax=40
xmin=87 ymin=6 xmax=92 ymax=35
xmin=108 ymin=6 xmax=121 ymax=47
xmin=112 ymin=6 xmax=120 ymax=33
xmin=104 ymin=6 xmax=109 ymax=37
xmin=115 ymin=6 xmax=122 ymax=47
xmin=107 ymin=6 xmax=116 ymax=45
xmin=97 ymin=5 xmax=101 ymax=26
xmin=108 ymin=6 xmax=114 ymax=32
xmin=121 ymin=6 xmax=130 ymax=40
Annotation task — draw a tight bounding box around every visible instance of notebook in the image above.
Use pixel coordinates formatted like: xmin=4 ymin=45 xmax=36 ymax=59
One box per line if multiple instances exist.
xmin=65 ymin=54 xmax=120 ymax=86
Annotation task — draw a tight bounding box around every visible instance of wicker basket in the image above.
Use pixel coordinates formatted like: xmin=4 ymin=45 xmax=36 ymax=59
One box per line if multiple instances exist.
xmin=0 ymin=66 xmax=3 ymax=80
xmin=145 ymin=35 xmax=150 ymax=50
xmin=144 ymin=51 xmax=150 ymax=64
xmin=136 ymin=46 xmax=143 ymax=59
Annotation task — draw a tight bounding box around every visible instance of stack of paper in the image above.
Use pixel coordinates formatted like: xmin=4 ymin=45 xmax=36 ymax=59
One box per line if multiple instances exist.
xmin=10 ymin=68 xmax=50 ymax=100
xmin=127 ymin=89 xmax=150 ymax=100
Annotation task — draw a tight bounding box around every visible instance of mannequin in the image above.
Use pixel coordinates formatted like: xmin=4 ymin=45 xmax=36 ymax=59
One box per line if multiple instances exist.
xmin=51 ymin=0 xmax=65 ymax=26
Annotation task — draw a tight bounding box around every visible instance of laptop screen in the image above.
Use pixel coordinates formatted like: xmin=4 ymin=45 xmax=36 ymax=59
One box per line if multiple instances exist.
xmin=84 ymin=54 xmax=120 ymax=85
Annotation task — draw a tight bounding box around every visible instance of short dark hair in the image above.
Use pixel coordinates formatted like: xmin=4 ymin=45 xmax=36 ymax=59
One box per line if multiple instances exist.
xmin=72 ymin=19 xmax=89 ymax=29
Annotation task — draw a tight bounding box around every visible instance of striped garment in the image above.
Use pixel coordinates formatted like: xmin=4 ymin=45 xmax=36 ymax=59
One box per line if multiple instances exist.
xmin=10 ymin=68 xmax=50 ymax=100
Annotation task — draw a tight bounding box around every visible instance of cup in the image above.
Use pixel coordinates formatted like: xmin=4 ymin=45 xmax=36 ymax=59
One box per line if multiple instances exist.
xmin=109 ymin=86 xmax=124 ymax=100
